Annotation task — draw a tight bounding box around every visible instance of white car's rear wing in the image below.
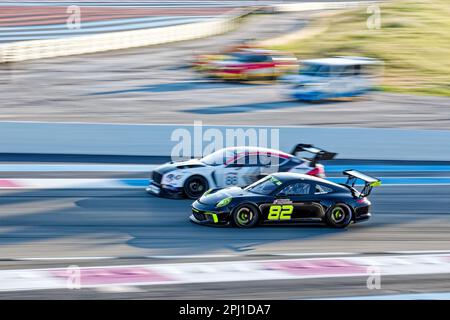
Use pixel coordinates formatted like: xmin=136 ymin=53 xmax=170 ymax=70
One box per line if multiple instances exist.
xmin=290 ymin=144 xmax=337 ymax=166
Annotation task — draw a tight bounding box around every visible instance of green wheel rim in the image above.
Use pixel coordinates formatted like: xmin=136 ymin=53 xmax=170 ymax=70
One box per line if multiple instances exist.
xmin=331 ymin=207 xmax=346 ymax=223
xmin=236 ymin=207 xmax=254 ymax=226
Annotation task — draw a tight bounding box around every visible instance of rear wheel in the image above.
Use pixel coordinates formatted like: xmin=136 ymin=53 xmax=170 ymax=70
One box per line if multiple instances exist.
xmin=183 ymin=175 xmax=209 ymax=199
xmin=232 ymin=204 xmax=259 ymax=228
xmin=325 ymin=204 xmax=352 ymax=228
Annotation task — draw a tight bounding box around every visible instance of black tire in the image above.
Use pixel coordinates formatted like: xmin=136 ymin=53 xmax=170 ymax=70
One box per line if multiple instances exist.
xmin=232 ymin=204 xmax=259 ymax=228
xmin=183 ymin=175 xmax=209 ymax=199
xmin=325 ymin=204 xmax=353 ymax=228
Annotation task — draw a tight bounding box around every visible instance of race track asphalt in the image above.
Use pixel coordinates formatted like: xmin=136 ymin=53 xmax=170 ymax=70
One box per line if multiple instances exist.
xmin=0 ymin=183 xmax=449 ymax=298
xmin=1 ymin=184 xmax=450 ymax=260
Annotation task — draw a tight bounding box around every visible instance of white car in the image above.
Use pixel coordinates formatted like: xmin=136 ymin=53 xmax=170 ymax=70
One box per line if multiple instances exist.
xmin=146 ymin=144 xmax=337 ymax=199
xmin=284 ymin=56 xmax=382 ymax=101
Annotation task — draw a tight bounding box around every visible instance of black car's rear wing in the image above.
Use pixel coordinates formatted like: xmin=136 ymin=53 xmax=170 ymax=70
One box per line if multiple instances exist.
xmin=343 ymin=170 xmax=381 ymax=197
xmin=290 ymin=144 xmax=337 ymax=166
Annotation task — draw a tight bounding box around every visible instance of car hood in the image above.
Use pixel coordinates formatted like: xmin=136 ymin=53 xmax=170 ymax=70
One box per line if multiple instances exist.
xmin=198 ymin=186 xmax=256 ymax=205
xmin=154 ymin=159 xmax=206 ymax=174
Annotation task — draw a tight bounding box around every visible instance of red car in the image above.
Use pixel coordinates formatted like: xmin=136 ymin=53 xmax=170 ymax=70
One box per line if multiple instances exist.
xmin=199 ymin=49 xmax=298 ymax=81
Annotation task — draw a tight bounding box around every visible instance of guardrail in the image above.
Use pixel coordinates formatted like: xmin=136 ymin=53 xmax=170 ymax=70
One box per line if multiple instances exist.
xmin=1 ymin=122 xmax=450 ymax=161
xmin=0 ymin=2 xmax=377 ymax=63
xmin=271 ymin=1 xmax=379 ymax=12
xmin=0 ymin=8 xmax=252 ymax=63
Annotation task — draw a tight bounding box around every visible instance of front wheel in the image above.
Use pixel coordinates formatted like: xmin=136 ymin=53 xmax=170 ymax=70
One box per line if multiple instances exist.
xmin=232 ymin=204 xmax=259 ymax=228
xmin=325 ymin=204 xmax=352 ymax=228
xmin=183 ymin=175 xmax=209 ymax=199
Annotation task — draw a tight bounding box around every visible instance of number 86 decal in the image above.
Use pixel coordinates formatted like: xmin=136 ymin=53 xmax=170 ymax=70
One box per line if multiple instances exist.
xmin=268 ymin=205 xmax=293 ymax=220
xmin=226 ymin=173 xmax=238 ymax=185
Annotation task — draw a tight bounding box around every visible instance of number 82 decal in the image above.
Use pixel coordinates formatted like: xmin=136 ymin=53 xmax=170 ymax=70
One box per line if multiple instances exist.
xmin=268 ymin=205 xmax=293 ymax=220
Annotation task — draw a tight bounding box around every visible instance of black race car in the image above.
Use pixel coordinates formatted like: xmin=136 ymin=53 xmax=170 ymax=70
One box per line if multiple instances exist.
xmin=190 ymin=170 xmax=381 ymax=228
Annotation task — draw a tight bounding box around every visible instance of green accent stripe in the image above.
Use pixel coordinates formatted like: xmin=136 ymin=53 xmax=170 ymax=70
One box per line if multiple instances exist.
xmin=204 ymin=212 xmax=219 ymax=223
xmin=370 ymin=180 xmax=382 ymax=187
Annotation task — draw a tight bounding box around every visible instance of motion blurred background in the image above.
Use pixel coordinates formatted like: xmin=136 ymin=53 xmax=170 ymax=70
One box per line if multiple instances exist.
xmin=0 ymin=0 xmax=449 ymax=300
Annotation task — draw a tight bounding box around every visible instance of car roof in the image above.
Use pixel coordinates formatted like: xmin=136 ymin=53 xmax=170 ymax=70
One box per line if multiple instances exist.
xmin=302 ymin=56 xmax=380 ymax=67
xmin=221 ymin=146 xmax=292 ymax=158
xmin=271 ymin=172 xmax=346 ymax=189
xmin=233 ymin=49 xmax=293 ymax=57
xmin=237 ymin=48 xmax=274 ymax=54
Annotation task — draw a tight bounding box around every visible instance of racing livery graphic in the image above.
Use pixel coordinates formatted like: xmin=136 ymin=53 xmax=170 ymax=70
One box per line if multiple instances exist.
xmin=146 ymin=144 xmax=336 ymax=199
xmin=190 ymin=170 xmax=381 ymax=228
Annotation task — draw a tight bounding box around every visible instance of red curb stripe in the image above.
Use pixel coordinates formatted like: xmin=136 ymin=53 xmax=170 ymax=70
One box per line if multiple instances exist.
xmin=50 ymin=266 xmax=174 ymax=285
xmin=0 ymin=179 xmax=22 ymax=188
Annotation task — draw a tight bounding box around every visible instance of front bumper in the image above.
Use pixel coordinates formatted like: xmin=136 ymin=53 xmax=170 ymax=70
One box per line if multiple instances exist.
xmin=291 ymin=90 xmax=326 ymax=101
xmin=146 ymin=180 xmax=184 ymax=199
xmin=353 ymin=204 xmax=372 ymax=223
xmin=190 ymin=201 xmax=231 ymax=226
xmin=354 ymin=212 xmax=371 ymax=222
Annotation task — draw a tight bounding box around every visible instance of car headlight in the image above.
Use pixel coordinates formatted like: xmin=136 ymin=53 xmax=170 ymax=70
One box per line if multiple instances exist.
xmin=216 ymin=197 xmax=232 ymax=208
xmin=166 ymin=174 xmax=183 ymax=180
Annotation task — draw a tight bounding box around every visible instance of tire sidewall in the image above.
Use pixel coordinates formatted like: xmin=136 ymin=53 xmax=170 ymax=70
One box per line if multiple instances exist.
xmin=232 ymin=204 xmax=260 ymax=228
xmin=325 ymin=203 xmax=353 ymax=228
xmin=183 ymin=175 xmax=209 ymax=199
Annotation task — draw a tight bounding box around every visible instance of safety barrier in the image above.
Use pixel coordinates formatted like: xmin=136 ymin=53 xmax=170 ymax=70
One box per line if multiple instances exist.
xmin=271 ymin=1 xmax=379 ymax=12
xmin=0 ymin=2 xmax=378 ymax=63
xmin=0 ymin=8 xmax=251 ymax=63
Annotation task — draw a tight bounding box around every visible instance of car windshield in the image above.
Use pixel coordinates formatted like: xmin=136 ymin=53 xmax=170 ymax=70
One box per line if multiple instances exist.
xmin=201 ymin=149 xmax=235 ymax=166
xmin=245 ymin=175 xmax=282 ymax=195
xmin=300 ymin=63 xmax=332 ymax=77
xmin=231 ymin=52 xmax=269 ymax=63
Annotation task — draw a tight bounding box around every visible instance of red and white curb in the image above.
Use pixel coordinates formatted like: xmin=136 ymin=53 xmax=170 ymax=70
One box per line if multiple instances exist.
xmin=1 ymin=253 xmax=450 ymax=292
xmin=0 ymin=178 xmax=143 ymax=189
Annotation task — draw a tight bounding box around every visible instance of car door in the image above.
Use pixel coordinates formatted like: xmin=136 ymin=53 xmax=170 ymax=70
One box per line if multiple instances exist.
xmin=216 ymin=161 xmax=241 ymax=187
xmin=216 ymin=154 xmax=261 ymax=187
xmin=235 ymin=154 xmax=266 ymax=186
xmin=246 ymin=54 xmax=274 ymax=78
xmin=260 ymin=181 xmax=323 ymax=223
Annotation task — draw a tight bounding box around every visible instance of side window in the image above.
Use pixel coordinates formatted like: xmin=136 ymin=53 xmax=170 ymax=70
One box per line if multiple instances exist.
xmin=251 ymin=55 xmax=270 ymax=63
xmin=232 ymin=154 xmax=261 ymax=167
xmin=315 ymin=184 xmax=333 ymax=195
xmin=341 ymin=66 xmax=355 ymax=77
xmin=319 ymin=65 xmax=330 ymax=77
xmin=245 ymin=155 xmax=261 ymax=166
xmin=279 ymin=182 xmax=311 ymax=196
xmin=259 ymin=154 xmax=287 ymax=167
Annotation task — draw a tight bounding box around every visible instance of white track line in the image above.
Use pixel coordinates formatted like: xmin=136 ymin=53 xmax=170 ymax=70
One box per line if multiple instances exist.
xmin=0 ymin=164 xmax=157 ymax=172
xmin=322 ymin=292 xmax=450 ymax=300
xmin=4 ymin=250 xmax=450 ymax=261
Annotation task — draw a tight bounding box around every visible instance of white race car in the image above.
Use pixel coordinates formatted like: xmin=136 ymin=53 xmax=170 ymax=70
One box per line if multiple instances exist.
xmin=146 ymin=144 xmax=337 ymax=199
